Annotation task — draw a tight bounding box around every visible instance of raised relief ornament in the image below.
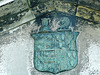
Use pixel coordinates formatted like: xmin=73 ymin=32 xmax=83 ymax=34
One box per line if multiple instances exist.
xmin=32 ymin=17 xmax=79 ymax=74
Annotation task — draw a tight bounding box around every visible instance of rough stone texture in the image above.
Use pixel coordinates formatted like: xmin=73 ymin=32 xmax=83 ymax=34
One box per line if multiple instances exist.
xmin=0 ymin=10 xmax=35 ymax=35
xmin=0 ymin=0 xmax=100 ymax=33
xmin=0 ymin=0 xmax=28 ymax=17
xmin=0 ymin=21 xmax=35 ymax=75
xmin=29 ymin=0 xmax=51 ymax=8
xmin=0 ymin=0 xmax=54 ymax=32
xmin=55 ymin=0 xmax=76 ymax=15
xmin=31 ymin=0 xmax=55 ymax=17
xmin=0 ymin=0 xmax=29 ymax=32
xmin=58 ymin=0 xmax=78 ymax=3
xmin=0 ymin=10 xmax=28 ymax=28
xmin=76 ymin=25 xmax=100 ymax=75
xmin=76 ymin=6 xmax=100 ymax=24
xmin=78 ymin=0 xmax=100 ymax=10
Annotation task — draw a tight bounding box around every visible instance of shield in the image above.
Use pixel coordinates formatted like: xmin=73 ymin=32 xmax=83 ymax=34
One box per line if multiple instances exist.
xmin=32 ymin=18 xmax=79 ymax=74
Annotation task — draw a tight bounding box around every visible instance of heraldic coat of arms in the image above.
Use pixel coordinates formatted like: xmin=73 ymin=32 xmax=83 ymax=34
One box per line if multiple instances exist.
xmin=32 ymin=17 xmax=79 ymax=74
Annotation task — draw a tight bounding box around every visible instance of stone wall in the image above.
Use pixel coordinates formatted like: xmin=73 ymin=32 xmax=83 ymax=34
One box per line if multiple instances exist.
xmin=0 ymin=11 xmax=100 ymax=75
xmin=0 ymin=0 xmax=100 ymax=34
xmin=0 ymin=0 xmax=100 ymax=75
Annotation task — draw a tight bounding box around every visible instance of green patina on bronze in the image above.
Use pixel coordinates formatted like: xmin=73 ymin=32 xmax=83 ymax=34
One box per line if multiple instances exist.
xmin=32 ymin=17 xmax=79 ymax=74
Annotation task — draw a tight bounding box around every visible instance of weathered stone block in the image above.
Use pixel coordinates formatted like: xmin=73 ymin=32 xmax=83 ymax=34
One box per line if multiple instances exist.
xmin=76 ymin=6 xmax=100 ymax=23
xmin=55 ymin=0 xmax=76 ymax=15
xmin=76 ymin=6 xmax=92 ymax=19
xmin=58 ymin=0 xmax=78 ymax=4
xmin=78 ymin=0 xmax=100 ymax=10
xmin=93 ymin=11 xmax=100 ymax=23
xmin=0 ymin=0 xmax=54 ymax=32
xmin=0 ymin=0 xmax=28 ymax=17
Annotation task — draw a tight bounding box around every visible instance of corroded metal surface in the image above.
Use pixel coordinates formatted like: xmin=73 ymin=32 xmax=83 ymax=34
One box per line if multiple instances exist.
xmin=32 ymin=17 xmax=79 ymax=74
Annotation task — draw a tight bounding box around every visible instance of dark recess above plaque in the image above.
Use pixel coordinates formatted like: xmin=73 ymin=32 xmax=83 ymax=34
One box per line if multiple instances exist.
xmin=29 ymin=0 xmax=49 ymax=8
xmin=58 ymin=0 xmax=78 ymax=4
